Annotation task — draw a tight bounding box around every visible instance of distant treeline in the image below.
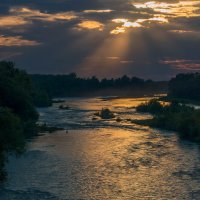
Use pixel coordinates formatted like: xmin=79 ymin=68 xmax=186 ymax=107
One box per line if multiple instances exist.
xmin=168 ymin=73 xmax=200 ymax=101
xmin=31 ymin=74 xmax=168 ymax=97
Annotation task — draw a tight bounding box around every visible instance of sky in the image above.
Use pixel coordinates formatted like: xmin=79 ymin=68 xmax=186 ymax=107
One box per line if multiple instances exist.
xmin=0 ymin=0 xmax=200 ymax=80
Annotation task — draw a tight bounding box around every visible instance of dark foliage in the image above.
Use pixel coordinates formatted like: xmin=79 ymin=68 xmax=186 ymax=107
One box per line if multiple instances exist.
xmin=136 ymin=99 xmax=163 ymax=114
xmin=168 ymin=73 xmax=200 ymax=101
xmin=0 ymin=61 xmax=39 ymax=181
xmin=136 ymin=99 xmax=200 ymax=143
xmin=32 ymin=88 xmax=52 ymax=107
xmin=95 ymin=108 xmax=115 ymax=119
xmin=31 ymin=74 xmax=168 ymax=97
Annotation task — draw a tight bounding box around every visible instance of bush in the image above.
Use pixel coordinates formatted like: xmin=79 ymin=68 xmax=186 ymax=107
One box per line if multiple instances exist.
xmin=95 ymin=108 xmax=114 ymax=119
xmin=136 ymin=99 xmax=163 ymax=114
xmin=178 ymin=115 xmax=200 ymax=142
xmin=136 ymin=99 xmax=200 ymax=143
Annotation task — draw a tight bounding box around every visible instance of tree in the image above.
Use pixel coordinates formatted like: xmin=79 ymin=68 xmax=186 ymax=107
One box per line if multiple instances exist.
xmin=0 ymin=61 xmax=39 ymax=180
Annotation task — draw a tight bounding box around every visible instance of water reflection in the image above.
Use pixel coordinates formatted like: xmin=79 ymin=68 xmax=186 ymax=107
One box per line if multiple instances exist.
xmin=1 ymin=97 xmax=200 ymax=200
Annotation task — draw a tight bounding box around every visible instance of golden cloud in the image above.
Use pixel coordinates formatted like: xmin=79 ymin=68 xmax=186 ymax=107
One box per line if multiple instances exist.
xmin=83 ymin=9 xmax=113 ymax=13
xmin=77 ymin=20 xmax=104 ymax=31
xmin=120 ymin=60 xmax=134 ymax=64
xmin=0 ymin=35 xmax=41 ymax=47
xmin=10 ymin=7 xmax=77 ymax=22
xmin=110 ymin=13 xmax=170 ymax=34
xmin=0 ymin=7 xmax=77 ymax=29
xmin=0 ymin=16 xmax=28 ymax=27
xmin=133 ymin=1 xmax=200 ymax=17
xmin=111 ymin=18 xmax=143 ymax=34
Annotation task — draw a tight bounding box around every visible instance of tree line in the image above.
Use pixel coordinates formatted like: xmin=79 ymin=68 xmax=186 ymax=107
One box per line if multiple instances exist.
xmin=31 ymin=74 xmax=168 ymax=97
xmin=168 ymin=73 xmax=200 ymax=101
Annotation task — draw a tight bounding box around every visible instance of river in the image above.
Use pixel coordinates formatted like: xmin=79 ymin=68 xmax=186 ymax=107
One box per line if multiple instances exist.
xmin=1 ymin=97 xmax=200 ymax=199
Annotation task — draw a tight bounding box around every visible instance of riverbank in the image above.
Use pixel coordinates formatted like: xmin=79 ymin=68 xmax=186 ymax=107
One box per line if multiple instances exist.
xmin=134 ymin=99 xmax=200 ymax=143
xmin=160 ymin=96 xmax=200 ymax=106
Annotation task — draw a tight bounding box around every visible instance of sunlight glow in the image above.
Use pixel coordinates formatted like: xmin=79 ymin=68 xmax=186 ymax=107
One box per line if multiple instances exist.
xmin=112 ymin=19 xmax=128 ymax=23
xmin=110 ymin=0 xmax=200 ymax=34
xmin=111 ymin=19 xmax=143 ymax=34
xmin=111 ymin=14 xmax=169 ymax=34
xmin=148 ymin=16 xmax=168 ymax=23
xmin=123 ymin=21 xmax=143 ymax=28
xmin=78 ymin=32 xmax=131 ymax=77
xmin=110 ymin=27 xmax=126 ymax=35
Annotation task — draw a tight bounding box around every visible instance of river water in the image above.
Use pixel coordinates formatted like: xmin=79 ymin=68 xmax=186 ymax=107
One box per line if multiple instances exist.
xmin=1 ymin=97 xmax=200 ymax=200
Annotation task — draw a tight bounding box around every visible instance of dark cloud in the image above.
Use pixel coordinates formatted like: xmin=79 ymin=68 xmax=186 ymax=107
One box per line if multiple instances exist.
xmin=0 ymin=0 xmax=200 ymax=80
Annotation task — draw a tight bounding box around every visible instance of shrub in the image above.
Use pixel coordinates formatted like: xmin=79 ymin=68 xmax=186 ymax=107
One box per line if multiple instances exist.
xmin=136 ymin=99 xmax=200 ymax=143
xmin=95 ymin=108 xmax=114 ymax=119
xmin=136 ymin=99 xmax=163 ymax=114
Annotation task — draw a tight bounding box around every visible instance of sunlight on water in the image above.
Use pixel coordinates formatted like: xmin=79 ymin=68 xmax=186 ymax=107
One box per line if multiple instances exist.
xmin=1 ymin=97 xmax=200 ymax=199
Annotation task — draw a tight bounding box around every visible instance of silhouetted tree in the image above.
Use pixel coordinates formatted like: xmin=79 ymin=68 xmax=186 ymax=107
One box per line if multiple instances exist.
xmin=169 ymin=73 xmax=200 ymax=101
xmin=31 ymin=74 xmax=168 ymax=97
xmin=0 ymin=61 xmax=39 ymax=180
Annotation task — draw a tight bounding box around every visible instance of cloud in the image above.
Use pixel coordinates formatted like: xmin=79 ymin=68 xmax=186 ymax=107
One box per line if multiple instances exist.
xmin=83 ymin=9 xmax=113 ymax=13
xmin=133 ymin=1 xmax=200 ymax=17
xmin=111 ymin=18 xmax=143 ymax=34
xmin=110 ymin=15 xmax=169 ymax=34
xmin=0 ymin=16 xmax=28 ymax=28
xmin=0 ymin=0 xmax=200 ymax=79
xmin=0 ymin=7 xmax=77 ymax=29
xmin=77 ymin=20 xmax=104 ymax=30
xmin=107 ymin=56 xmax=119 ymax=60
xmin=160 ymin=59 xmax=200 ymax=71
xmin=120 ymin=60 xmax=134 ymax=64
xmin=9 ymin=7 xmax=77 ymax=21
xmin=0 ymin=35 xmax=41 ymax=47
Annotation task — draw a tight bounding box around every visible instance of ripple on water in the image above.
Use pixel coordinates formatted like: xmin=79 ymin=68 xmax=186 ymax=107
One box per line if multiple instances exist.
xmin=1 ymin=97 xmax=200 ymax=200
